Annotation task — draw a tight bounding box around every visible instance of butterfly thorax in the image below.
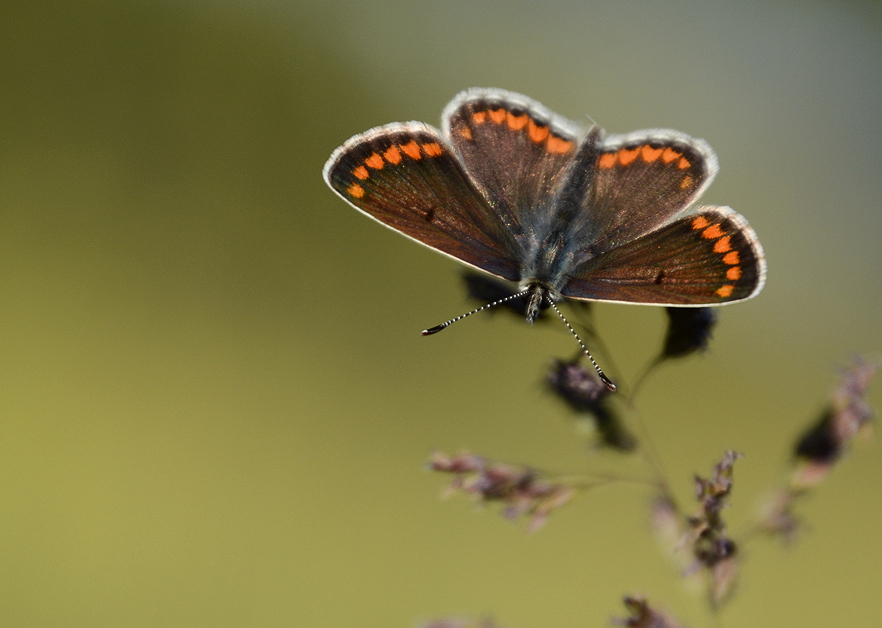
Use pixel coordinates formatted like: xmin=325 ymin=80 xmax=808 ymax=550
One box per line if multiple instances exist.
xmin=516 ymin=132 xmax=600 ymax=312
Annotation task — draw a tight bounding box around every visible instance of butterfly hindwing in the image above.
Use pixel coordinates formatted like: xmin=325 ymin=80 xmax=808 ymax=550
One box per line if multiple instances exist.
xmin=562 ymin=206 xmax=765 ymax=305
xmin=323 ymin=122 xmax=521 ymax=281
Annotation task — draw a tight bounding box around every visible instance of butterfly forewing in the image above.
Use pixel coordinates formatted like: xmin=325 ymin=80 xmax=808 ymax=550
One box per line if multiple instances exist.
xmin=324 ymin=122 xmax=521 ymax=281
xmin=562 ymin=206 xmax=765 ymax=305
xmin=576 ymin=132 xmax=719 ymax=257
xmin=444 ymin=89 xmax=581 ymax=244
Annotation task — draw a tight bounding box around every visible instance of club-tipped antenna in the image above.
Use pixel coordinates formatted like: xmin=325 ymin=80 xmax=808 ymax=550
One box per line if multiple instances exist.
xmin=548 ymin=301 xmax=616 ymax=392
xmin=422 ymin=289 xmax=615 ymax=393
xmin=421 ymin=290 xmax=532 ymax=336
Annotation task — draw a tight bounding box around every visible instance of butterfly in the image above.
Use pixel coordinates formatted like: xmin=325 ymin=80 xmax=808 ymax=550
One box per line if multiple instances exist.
xmin=323 ymin=88 xmax=766 ymax=388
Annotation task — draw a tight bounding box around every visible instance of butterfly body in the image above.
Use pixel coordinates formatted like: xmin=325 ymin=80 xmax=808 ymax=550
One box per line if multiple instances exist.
xmin=324 ymin=88 xmax=765 ymax=321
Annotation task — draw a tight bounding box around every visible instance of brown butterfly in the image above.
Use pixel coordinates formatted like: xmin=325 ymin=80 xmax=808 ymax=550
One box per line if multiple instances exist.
xmin=324 ymin=89 xmax=766 ymax=389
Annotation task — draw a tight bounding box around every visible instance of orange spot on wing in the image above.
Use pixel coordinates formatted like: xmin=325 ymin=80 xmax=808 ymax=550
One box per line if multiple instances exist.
xmin=680 ymin=175 xmax=694 ymax=189
xmin=472 ymin=111 xmax=487 ymax=124
xmin=641 ymin=145 xmax=663 ymax=162
xmin=662 ymin=147 xmax=682 ymax=163
xmin=457 ymin=126 xmax=473 ymax=140
xmin=692 ymin=216 xmax=710 ymax=230
xmin=716 ymin=285 xmax=734 ymax=298
xmin=677 ymin=157 xmax=691 ymax=169
xmin=383 ymin=146 xmax=402 ymax=165
xmin=528 ymin=120 xmax=549 ymax=143
xmin=701 ymin=224 xmax=724 ymax=239
xmin=421 ymin=142 xmax=443 ymax=157
xmin=488 ymin=109 xmax=506 ymax=124
xmin=726 ymin=266 xmax=742 ymax=281
xmin=347 ymin=183 xmax=364 ymax=198
xmin=353 ymin=165 xmax=369 ymax=180
xmin=723 ymin=251 xmax=740 ymax=265
xmin=365 ymin=153 xmax=384 ymax=169
xmin=598 ymin=153 xmax=617 ymax=169
xmin=400 ymin=141 xmax=422 ymax=160
xmin=546 ymin=136 xmax=574 ymax=154
xmin=618 ymin=147 xmax=639 ymax=165
xmin=506 ymin=112 xmax=528 ymax=130
xmin=713 ymin=236 xmax=732 ymax=253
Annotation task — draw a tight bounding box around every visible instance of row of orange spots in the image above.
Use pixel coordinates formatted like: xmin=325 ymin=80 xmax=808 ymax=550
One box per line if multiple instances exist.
xmin=691 ymin=216 xmax=742 ymax=298
xmin=468 ymin=108 xmax=573 ymax=154
xmin=423 ymin=143 xmax=443 ymax=157
xmin=528 ymin=121 xmax=549 ymax=143
xmin=598 ymin=145 xmax=692 ymax=170
xmin=383 ymin=145 xmax=402 ymax=165
xmin=546 ymin=136 xmax=573 ymax=154
xmin=346 ymin=140 xmax=445 ymax=199
xmin=506 ymin=113 xmax=528 ymax=130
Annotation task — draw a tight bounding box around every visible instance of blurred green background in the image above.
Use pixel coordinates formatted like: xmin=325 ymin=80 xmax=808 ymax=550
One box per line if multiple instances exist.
xmin=2 ymin=1 xmax=881 ymax=626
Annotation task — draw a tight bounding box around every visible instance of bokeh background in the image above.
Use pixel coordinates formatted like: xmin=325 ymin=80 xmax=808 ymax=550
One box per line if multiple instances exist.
xmin=2 ymin=1 xmax=881 ymax=626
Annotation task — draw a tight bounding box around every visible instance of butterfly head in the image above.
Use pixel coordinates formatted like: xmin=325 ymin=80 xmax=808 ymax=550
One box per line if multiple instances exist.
xmin=520 ymin=280 xmax=559 ymax=324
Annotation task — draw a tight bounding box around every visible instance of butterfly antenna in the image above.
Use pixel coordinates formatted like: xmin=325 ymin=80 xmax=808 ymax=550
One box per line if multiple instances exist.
xmin=421 ymin=290 xmax=531 ymax=336
xmin=548 ymin=301 xmax=617 ymax=392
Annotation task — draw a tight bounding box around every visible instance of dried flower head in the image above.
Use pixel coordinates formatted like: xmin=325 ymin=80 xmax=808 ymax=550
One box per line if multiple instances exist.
xmin=693 ymin=450 xmax=741 ymax=524
xmin=685 ymin=451 xmax=742 ymax=607
xmin=429 ymin=451 xmax=575 ymax=531
xmin=612 ymin=596 xmax=685 ymax=628
xmin=793 ymin=357 xmax=877 ymax=486
xmin=661 ymin=307 xmax=717 ymax=359
xmin=760 ymin=357 xmax=878 ymax=540
xmin=546 ymin=359 xmax=635 ymax=450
